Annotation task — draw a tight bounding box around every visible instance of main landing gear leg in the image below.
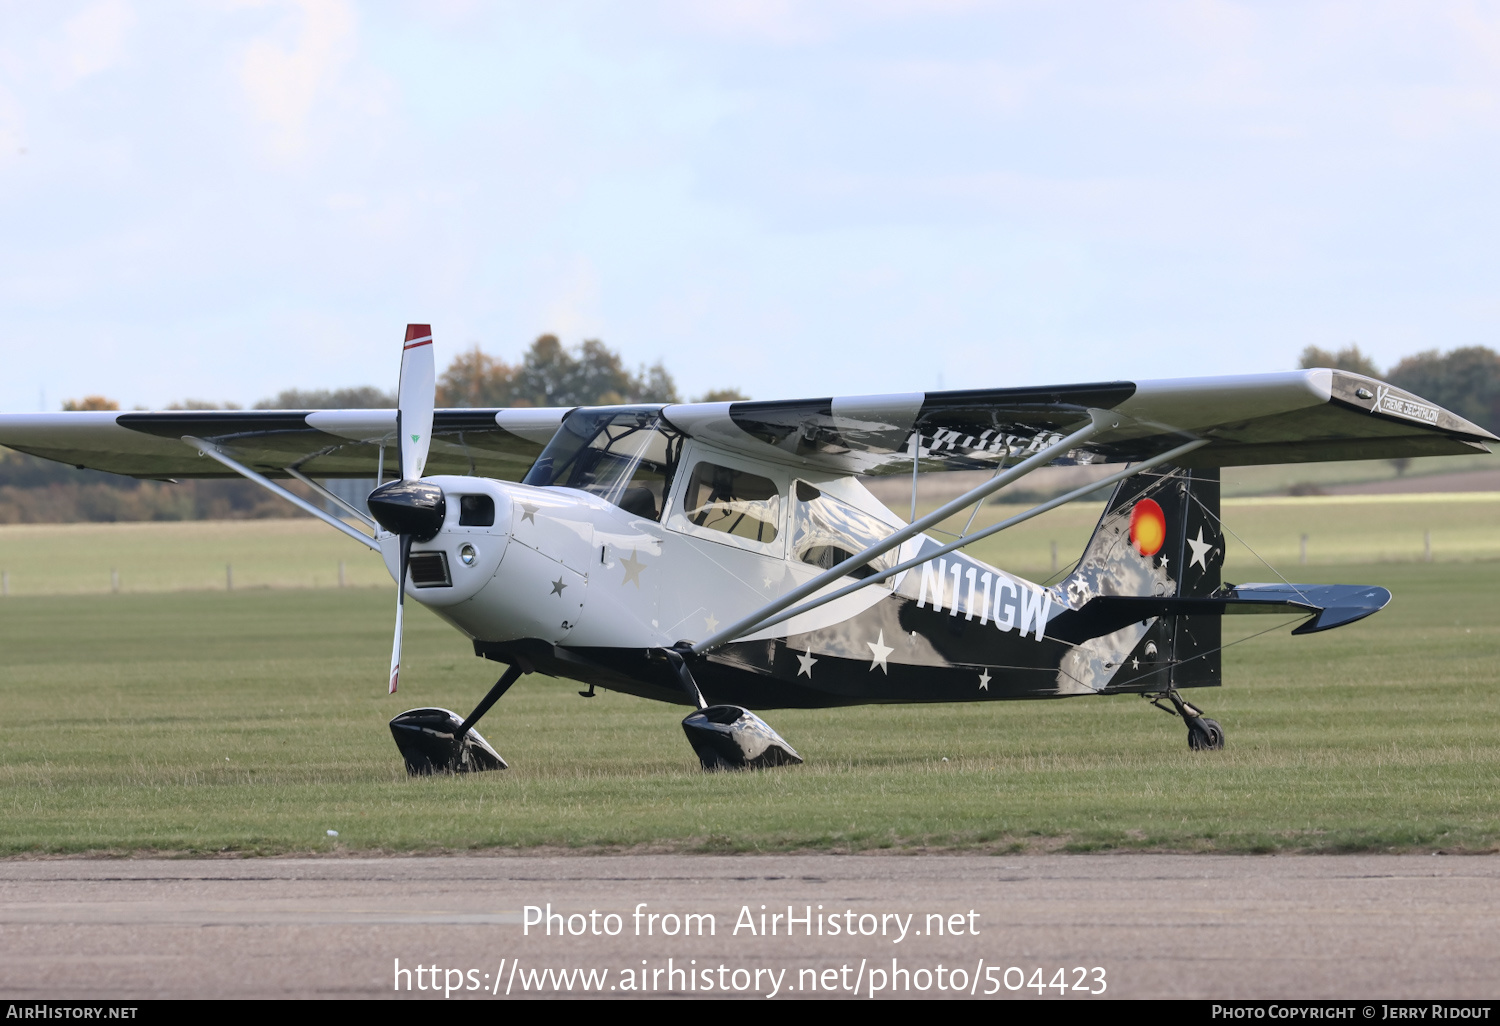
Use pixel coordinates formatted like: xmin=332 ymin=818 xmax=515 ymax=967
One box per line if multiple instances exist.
xmin=659 ymin=645 xmax=803 ymax=771
xmin=388 ymin=660 xmax=529 ymax=776
xmin=1149 ymin=690 xmax=1225 ymax=751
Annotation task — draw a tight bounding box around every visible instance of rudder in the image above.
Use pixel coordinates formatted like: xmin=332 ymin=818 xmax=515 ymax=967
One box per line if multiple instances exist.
xmin=1055 ymin=464 xmax=1223 ymax=693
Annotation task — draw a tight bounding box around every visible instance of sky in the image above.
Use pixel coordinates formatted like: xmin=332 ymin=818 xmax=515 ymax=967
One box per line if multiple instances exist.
xmin=3 ymin=0 xmax=1500 ymax=410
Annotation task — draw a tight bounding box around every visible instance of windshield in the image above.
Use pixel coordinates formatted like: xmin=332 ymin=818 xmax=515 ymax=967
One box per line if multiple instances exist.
xmin=522 ymin=407 xmax=684 ymax=521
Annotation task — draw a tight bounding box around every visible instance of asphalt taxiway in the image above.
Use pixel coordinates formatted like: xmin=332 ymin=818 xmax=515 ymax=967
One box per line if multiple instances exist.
xmin=1 ymin=854 xmax=1496 ymax=999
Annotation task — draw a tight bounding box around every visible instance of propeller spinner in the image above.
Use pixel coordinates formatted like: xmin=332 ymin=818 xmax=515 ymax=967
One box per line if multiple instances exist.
xmin=366 ymin=324 xmax=441 ymax=694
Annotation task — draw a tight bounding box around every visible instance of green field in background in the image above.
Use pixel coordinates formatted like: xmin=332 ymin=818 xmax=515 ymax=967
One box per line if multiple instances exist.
xmin=0 ymin=519 xmax=389 ymax=595
xmin=1 ymin=492 xmax=1496 ymax=597
xmin=0 ymin=551 xmax=1497 ymax=855
xmin=936 ymin=491 xmax=1500 ymax=577
xmin=1218 ymin=451 xmax=1498 ymax=496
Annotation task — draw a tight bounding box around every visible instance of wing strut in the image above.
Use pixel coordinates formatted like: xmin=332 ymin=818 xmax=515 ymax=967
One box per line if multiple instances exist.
xmin=183 ymin=436 xmax=381 ymax=551
xmin=284 ymin=466 xmax=378 ymax=531
xmin=699 ymin=436 xmax=1209 ymax=650
xmin=908 ymin=429 xmax=920 ymax=524
xmin=690 ymin=413 xmax=1116 ymax=656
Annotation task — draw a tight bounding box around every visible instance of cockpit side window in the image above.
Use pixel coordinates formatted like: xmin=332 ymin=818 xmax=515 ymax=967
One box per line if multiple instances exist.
xmin=791 ymin=480 xmax=898 ymax=580
xmin=522 ymin=407 xmax=683 ymax=522
xmin=681 ymin=462 xmax=781 ymax=543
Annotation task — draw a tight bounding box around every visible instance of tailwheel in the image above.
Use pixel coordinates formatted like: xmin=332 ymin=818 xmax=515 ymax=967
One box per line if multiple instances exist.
xmin=1186 ymin=716 xmax=1224 ymax=751
xmin=1149 ymin=690 xmax=1226 ymax=752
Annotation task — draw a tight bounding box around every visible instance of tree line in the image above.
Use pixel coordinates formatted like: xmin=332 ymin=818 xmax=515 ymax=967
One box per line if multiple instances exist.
xmin=3 ymin=337 xmax=1495 ymax=524
xmin=238 ymin=334 xmax=744 ymax=411
xmin=1 ymin=335 xmax=746 ymax=523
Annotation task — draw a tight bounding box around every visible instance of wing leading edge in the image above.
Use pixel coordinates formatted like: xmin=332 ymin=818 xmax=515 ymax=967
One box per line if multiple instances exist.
xmin=663 ymin=369 xmax=1494 ymax=475
xmin=0 ymin=408 xmax=566 ymax=480
xmin=0 ymin=368 xmax=1491 ymax=482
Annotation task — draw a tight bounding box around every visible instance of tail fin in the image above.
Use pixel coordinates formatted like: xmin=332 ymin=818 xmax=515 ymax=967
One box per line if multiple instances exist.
xmin=1054 ymin=464 xmax=1223 ymax=694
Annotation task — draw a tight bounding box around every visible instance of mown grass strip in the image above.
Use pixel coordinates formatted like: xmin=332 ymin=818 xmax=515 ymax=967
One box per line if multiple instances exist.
xmin=1 ymin=561 xmax=1496 ymax=855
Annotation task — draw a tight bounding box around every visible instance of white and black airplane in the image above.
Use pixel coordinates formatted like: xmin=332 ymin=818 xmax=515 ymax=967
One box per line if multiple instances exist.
xmin=2 ymin=325 xmax=1493 ymax=773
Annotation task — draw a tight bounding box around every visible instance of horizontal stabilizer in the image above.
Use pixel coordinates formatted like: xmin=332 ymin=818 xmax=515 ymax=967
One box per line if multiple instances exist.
xmin=1048 ymin=582 xmax=1392 ymax=645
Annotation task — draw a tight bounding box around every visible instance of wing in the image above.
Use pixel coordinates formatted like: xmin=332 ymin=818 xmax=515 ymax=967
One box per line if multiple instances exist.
xmin=0 ymin=408 xmax=567 ymax=480
xmin=2 ymin=369 xmax=1492 ymax=481
xmin=661 ymin=369 xmax=1496 ymax=474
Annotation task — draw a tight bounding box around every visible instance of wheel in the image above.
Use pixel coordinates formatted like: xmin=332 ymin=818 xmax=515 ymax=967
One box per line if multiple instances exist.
xmin=1186 ymin=716 xmax=1225 ymax=751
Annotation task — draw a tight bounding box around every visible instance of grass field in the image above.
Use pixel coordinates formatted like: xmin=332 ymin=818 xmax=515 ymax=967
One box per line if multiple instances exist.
xmin=1217 ymin=451 xmax=1499 ymax=496
xmin=0 ymin=519 xmax=390 ymax=596
xmin=930 ymin=491 xmax=1500 ymax=578
xmin=0 ymin=500 xmax=1497 ymax=856
xmin=2 ymin=491 xmax=1496 ymax=595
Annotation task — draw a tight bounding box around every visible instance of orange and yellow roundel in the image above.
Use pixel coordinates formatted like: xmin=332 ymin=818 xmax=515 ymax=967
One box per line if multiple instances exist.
xmin=1130 ymin=498 xmax=1166 ymax=556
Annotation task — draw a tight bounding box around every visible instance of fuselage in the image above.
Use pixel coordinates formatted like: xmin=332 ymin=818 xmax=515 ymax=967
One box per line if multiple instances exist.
xmin=379 ymin=463 xmax=1106 ymax=709
xmin=373 ymin=405 xmax=1222 ymax=709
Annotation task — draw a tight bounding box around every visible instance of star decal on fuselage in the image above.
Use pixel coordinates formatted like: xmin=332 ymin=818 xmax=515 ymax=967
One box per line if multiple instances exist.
xmin=619 ymin=549 xmax=647 ymax=588
xmin=519 ymin=503 xmax=538 ymax=524
xmin=797 ymin=647 xmax=818 ymax=678
xmin=704 ymin=613 xmax=719 ymax=633
xmin=550 ymin=577 xmax=567 ymax=596
xmin=867 ymin=631 xmax=893 ymax=674
xmin=1186 ymin=526 xmax=1214 ymax=570
xmin=978 ymin=668 xmax=991 ymax=691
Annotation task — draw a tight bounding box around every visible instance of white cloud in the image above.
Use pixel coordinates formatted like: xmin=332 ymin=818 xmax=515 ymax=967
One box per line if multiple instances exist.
xmin=238 ymin=0 xmax=357 ymax=159
xmin=669 ymin=0 xmax=984 ymax=46
xmin=9 ymin=1 xmax=1500 ymax=409
xmin=0 ymin=81 xmax=23 ymax=162
xmin=539 ymin=256 xmax=605 ymax=342
xmin=54 ymin=0 xmax=134 ymax=87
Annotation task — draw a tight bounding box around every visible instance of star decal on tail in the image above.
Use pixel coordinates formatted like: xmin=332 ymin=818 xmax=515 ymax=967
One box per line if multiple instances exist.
xmin=1187 ymin=526 xmax=1214 ymax=570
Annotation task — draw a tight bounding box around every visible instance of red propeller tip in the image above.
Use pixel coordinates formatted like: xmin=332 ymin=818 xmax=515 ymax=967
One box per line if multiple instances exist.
xmin=404 ymin=324 xmax=432 ymax=343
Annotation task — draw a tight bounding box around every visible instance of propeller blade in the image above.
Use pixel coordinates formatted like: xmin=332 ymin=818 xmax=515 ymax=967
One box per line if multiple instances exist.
xmin=388 ymin=534 xmax=412 ymax=694
xmin=397 ymin=324 xmax=435 ymax=482
xmin=388 ymin=324 xmax=433 ymax=695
